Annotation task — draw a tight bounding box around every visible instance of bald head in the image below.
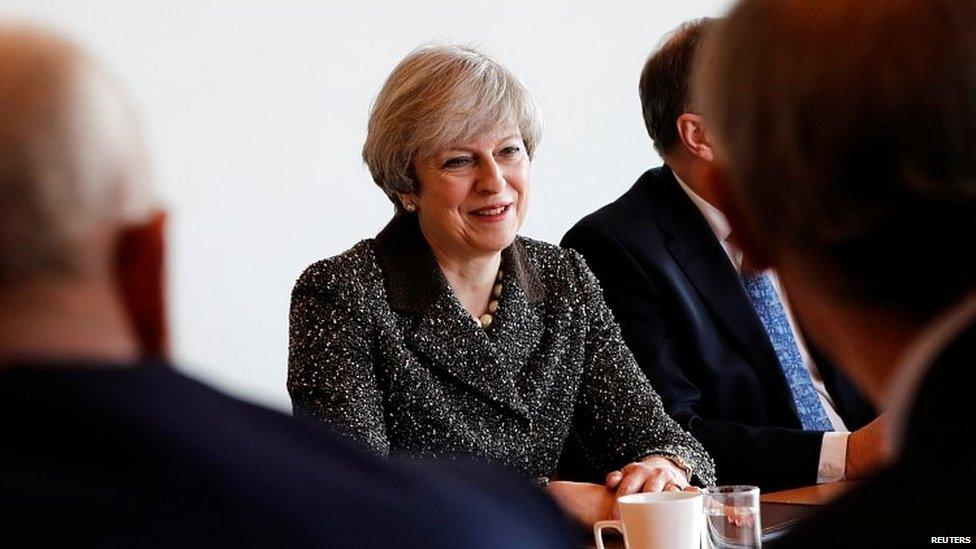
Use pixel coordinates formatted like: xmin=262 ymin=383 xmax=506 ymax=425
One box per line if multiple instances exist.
xmin=0 ymin=25 xmax=153 ymax=282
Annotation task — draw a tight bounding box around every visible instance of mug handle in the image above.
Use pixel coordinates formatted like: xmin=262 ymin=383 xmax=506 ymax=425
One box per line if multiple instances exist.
xmin=593 ymin=520 xmax=623 ymax=549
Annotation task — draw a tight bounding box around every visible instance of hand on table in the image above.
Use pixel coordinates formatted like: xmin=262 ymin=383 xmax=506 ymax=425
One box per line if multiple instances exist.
xmin=546 ymin=481 xmax=616 ymax=527
xmin=546 ymin=456 xmax=694 ymax=526
xmin=605 ymin=456 xmax=694 ymax=518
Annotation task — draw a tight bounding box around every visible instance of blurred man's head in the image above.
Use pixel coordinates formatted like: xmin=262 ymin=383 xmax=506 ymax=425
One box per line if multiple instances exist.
xmin=0 ymin=24 xmax=164 ymax=359
xmin=640 ymin=18 xmax=718 ymax=197
xmin=696 ymin=1 xmax=976 ymax=395
xmin=0 ymin=25 xmax=153 ymax=280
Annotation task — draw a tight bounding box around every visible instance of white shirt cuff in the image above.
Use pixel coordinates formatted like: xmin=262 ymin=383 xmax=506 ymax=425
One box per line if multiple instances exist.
xmin=816 ymin=432 xmax=850 ymax=483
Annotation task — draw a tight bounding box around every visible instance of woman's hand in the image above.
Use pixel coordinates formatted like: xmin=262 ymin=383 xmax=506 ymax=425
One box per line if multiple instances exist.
xmin=546 ymin=458 xmax=695 ymax=527
xmin=605 ymin=456 xmax=691 ymax=502
xmin=546 ymin=481 xmax=616 ymax=527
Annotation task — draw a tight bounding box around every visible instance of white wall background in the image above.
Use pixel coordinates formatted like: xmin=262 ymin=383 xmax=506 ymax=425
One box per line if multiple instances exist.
xmin=3 ymin=0 xmax=731 ymax=411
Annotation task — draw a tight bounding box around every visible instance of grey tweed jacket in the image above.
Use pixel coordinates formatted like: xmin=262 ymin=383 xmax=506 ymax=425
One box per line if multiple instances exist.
xmin=288 ymin=214 xmax=715 ymax=483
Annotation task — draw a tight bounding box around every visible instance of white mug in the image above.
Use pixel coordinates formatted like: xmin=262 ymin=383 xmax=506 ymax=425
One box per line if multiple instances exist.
xmin=593 ymin=491 xmax=704 ymax=549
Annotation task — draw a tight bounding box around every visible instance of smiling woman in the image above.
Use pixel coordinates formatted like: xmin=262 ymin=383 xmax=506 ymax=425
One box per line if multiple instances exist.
xmin=287 ymin=44 xmax=715 ymax=526
xmin=408 ymin=125 xmax=530 ymax=322
xmin=411 ymin=126 xmax=528 ymax=259
xmin=361 ymin=45 xmax=539 ymax=321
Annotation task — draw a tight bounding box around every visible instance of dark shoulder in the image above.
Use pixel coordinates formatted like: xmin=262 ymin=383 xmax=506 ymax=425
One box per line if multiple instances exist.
xmin=104 ymin=364 xmax=332 ymax=441
xmin=0 ymin=363 xmax=348 ymax=545
xmin=561 ymin=168 xmax=671 ymax=262
xmin=0 ymin=362 xmax=358 ymax=480
xmin=567 ymin=168 xmax=663 ymax=233
xmin=292 ymin=240 xmax=385 ymax=309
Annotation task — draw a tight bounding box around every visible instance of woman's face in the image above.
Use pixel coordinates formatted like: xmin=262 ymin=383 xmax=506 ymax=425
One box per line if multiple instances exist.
xmin=407 ymin=124 xmax=529 ymax=261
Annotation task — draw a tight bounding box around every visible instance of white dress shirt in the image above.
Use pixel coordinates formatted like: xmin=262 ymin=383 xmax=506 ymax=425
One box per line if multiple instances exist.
xmin=675 ymin=175 xmax=850 ymax=483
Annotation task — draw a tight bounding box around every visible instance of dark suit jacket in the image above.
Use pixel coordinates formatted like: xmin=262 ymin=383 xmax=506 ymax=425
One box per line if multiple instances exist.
xmin=0 ymin=360 xmax=572 ymax=548
xmin=772 ymin=320 xmax=976 ymax=547
xmin=289 ymin=213 xmax=715 ymax=484
xmin=561 ymin=166 xmax=875 ymax=490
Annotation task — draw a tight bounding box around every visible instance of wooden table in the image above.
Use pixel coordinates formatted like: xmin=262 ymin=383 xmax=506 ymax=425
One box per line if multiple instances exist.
xmin=761 ymin=481 xmax=851 ymax=505
xmin=584 ymin=482 xmax=852 ymax=548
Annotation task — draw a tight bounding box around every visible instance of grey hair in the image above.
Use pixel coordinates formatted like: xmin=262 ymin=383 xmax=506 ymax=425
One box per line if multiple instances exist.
xmin=362 ymin=44 xmax=542 ymax=208
xmin=0 ymin=24 xmax=155 ymax=280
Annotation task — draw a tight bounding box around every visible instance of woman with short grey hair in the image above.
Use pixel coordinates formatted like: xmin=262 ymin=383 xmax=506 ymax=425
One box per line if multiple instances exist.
xmin=288 ymin=44 xmax=714 ymax=525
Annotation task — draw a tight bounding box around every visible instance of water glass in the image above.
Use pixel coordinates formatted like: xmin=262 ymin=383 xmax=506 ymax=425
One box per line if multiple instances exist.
xmin=703 ymin=485 xmax=762 ymax=548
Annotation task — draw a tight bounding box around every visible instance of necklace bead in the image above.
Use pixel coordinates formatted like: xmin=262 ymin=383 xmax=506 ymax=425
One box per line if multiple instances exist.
xmin=475 ymin=269 xmax=504 ymax=328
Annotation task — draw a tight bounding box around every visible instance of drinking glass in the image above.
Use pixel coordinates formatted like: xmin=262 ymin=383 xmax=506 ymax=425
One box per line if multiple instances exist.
xmin=703 ymin=485 xmax=762 ymax=548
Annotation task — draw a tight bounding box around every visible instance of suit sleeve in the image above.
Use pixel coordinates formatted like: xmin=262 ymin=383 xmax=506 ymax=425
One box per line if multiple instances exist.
xmin=565 ymin=249 xmax=717 ymax=486
xmin=287 ymin=265 xmax=390 ymax=456
xmin=563 ymin=223 xmax=824 ymax=490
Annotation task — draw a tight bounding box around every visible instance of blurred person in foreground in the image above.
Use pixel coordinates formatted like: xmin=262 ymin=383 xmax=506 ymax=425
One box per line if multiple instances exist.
xmin=288 ymin=44 xmax=715 ymax=527
xmin=0 ymin=24 xmax=572 ymax=548
xmin=562 ymin=18 xmax=881 ymax=492
xmin=695 ymin=0 xmax=976 ymax=545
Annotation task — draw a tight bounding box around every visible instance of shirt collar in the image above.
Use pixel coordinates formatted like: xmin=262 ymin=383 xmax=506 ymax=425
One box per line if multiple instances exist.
xmin=372 ymin=213 xmax=545 ymax=315
xmin=673 ymin=171 xmax=732 ymax=245
xmin=673 ymin=170 xmax=743 ymax=271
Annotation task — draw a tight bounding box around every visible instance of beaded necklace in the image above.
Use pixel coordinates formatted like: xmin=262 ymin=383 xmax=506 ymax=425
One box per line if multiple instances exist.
xmin=476 ymin=269 xmax=504 ymax=328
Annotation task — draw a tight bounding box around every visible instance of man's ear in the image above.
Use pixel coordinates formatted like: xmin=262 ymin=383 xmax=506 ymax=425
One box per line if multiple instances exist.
xmin=701 ymin=162 xmax=775 ymax=272
xmin=676 ymin=113 xmax=715 ymax=163
xmin=113 ymin=211 xmax=168 ymax=359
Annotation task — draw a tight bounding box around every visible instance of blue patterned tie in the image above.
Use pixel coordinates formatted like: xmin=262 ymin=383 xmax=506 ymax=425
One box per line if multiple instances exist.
xmin=741 ymin=272 xmax=834 ymax=431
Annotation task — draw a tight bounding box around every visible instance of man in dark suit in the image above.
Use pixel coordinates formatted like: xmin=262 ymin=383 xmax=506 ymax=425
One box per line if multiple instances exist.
xmin=0 ymin=24 xmax=571 ymax=548
xmin=694 ymin=0 xmax=976 ymax=544
xmin=562 ymin=19 xmax=882 ymax=491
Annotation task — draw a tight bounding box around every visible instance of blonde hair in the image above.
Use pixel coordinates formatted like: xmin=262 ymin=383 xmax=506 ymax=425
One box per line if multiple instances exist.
xmin=362 ymin=44 xmax=541 ymax=207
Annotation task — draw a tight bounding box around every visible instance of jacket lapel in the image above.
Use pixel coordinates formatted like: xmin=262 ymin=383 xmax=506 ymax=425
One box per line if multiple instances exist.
xmin=373 ymin=214 xmax=531 ymax=419
xmin=491 ymin=239 xmax=546 ymax=381
xmin=649 ymin=168 xmax=797 ymax=413
xmin=409 ymin=293 xmax=530 ymax=419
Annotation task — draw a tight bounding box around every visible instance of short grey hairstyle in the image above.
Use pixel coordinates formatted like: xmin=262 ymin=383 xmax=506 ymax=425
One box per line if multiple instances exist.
xmin=362 ymin=44 xmax=542 ymax=208
xmin=0 ymin=24 xmax=155 ymax=281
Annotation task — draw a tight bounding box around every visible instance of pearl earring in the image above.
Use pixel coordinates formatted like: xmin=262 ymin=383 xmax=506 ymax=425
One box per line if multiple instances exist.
xmin=404 ymin=201 xmax=417 ymax=212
